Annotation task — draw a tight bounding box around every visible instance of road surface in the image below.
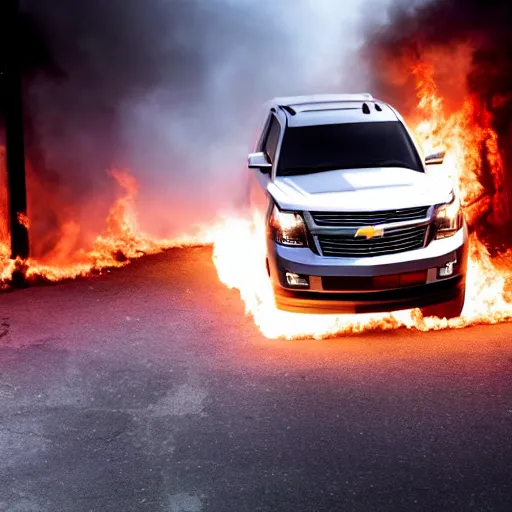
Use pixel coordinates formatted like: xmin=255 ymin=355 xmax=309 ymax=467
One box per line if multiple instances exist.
xmin=0 ymin=246 xmax=511 ymax=511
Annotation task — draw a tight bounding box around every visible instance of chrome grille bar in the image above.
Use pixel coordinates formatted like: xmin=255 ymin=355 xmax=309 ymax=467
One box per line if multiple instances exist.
xmin=310 ymin=206 xmax=430 ymax=227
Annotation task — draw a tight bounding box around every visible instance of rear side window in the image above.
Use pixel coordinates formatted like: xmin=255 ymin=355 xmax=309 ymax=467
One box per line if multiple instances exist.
xmin=262 ymin=114 xmax=281 ymax=163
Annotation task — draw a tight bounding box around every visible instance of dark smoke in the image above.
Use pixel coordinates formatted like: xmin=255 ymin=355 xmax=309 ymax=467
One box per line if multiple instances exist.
xmin=364 ymin=0 xmax=512 ymax=250
xmin=1 ymin=0 xmax=365 ymax=259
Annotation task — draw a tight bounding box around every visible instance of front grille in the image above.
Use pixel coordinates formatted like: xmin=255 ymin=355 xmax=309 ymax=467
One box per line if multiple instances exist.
xmin=311 ymin=206 xmax=430 ymax=227
xmin=318 ymin=225 xmax=427 ymax=258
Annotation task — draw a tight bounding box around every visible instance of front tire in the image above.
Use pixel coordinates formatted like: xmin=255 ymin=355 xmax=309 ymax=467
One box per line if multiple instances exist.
xmin=420 ymin=286 xmax=465 ymax=320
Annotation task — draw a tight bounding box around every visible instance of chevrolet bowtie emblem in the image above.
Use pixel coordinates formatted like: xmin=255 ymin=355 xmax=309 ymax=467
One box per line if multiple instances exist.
xmin=355 ymin=226 xmax=385 ymax=240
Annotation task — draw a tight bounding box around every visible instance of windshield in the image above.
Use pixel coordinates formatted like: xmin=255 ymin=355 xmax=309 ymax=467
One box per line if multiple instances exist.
xmin=277 ymin=121 xmax=423 ymax=176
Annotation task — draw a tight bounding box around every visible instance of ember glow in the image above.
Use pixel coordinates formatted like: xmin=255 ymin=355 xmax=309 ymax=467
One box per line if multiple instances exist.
xmin=211 ymin=60 xmax=512 ymax=339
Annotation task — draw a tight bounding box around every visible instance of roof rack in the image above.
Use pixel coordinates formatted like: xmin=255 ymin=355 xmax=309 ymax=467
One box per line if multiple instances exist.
xmin=301 ymin=106 xmax=359 ymax=113
xmin=362 ymin=103 xmax=371 ymax=114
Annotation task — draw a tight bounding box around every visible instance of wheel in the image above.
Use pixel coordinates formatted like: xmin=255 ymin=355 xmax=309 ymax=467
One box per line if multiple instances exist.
xmin=420 ymin=287 xmax=465 ymax=319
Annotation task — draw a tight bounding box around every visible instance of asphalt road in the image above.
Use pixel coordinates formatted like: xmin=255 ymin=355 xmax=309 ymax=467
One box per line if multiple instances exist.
xmin=0 ymin=246 xmax=511 ymax=512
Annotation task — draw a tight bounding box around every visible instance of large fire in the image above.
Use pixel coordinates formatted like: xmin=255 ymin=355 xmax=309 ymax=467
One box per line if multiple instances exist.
xmin=2 ymin=57 xmax=512 ymax=339
xmin=0 ymin=160 xmax=212 ymax=288
xmin=211 ymin=59 xmax=512 ymax=339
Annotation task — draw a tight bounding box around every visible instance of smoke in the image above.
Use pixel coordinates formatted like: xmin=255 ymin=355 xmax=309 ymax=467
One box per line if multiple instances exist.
xmin=364 ymin=0 xmax=512 ymax=249
xmin=0 ymin=0 xmax=373 ymax=259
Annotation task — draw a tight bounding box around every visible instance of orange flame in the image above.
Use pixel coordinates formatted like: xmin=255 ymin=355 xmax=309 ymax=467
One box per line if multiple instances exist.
xmin=210 ymin=61 xmax=512 ymax=339
xmin=17 ymin=212 xmax=30 ymax=229
xmin=0 ymin=167 xmax=212 ymax=287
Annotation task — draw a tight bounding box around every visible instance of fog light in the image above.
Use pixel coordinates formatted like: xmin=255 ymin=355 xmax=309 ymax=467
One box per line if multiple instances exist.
xmin=438 ymin=260 xmax=457 ymax=278
xmin=286 ymin=272 xmax=309 ymax=288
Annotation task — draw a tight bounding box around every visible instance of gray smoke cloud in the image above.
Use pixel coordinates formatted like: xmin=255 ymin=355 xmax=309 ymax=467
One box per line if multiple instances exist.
xmin=17 ymin=0 xmax=384 ymax=255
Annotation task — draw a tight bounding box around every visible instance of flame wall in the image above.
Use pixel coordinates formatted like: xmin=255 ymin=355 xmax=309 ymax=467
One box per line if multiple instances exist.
xmin=364 ymin=0 xmax=512 ymax=252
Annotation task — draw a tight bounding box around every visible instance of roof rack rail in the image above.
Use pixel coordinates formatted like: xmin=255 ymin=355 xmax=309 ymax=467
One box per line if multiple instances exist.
xmin=375 ymin=103 xmax=383 ymax=112
xmin=362 ymin=103 xmax=371 ymax=114
xmin=301 ymin=107 xmax=359 ymax=113
xmin=279 ymin=105 xmax=296 ymax=116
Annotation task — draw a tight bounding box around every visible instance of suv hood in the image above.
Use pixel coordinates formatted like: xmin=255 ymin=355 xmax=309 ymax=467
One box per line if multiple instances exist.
xmin=268 ymin=167 xmax=453 ymax=212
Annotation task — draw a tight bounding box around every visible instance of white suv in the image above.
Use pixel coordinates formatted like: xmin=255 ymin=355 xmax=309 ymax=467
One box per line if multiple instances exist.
xmin=247 ymin=94 xmax=468 ymax=318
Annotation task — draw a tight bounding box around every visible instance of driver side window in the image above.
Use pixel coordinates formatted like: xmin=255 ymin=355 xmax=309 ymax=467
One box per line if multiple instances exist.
xmin=262 ymin=114 xmax=281 ymax=164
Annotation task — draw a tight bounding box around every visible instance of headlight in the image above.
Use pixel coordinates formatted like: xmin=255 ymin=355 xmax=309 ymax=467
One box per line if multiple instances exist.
xmin=268 ymin=205 xmax=308 ymax=247
xmin=433 ymin=192 xmax=463 ymax=239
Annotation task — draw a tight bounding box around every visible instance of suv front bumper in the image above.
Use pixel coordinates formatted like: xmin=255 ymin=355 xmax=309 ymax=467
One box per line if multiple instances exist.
xmin=267 ymin=226 xmax=468 ymax=314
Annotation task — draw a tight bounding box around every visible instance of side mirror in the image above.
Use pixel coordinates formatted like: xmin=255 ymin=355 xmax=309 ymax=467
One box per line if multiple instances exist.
xmin=248 ymin=152 xmax=272 ymax=173
xmin=425 ymin=151 xmax=445 ymax=166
